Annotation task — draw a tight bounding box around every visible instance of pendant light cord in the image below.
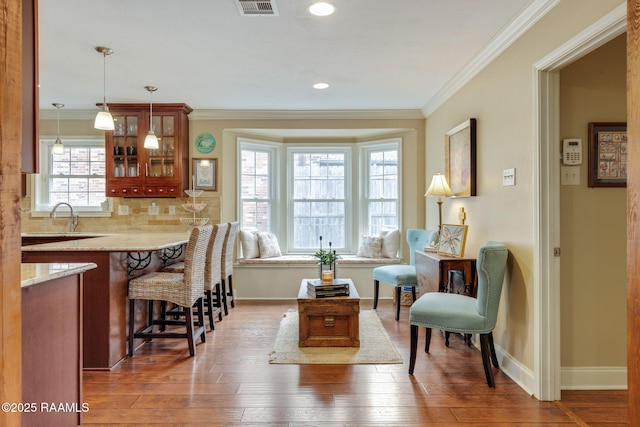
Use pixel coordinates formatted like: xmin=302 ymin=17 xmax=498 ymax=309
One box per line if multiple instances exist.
xmin=102 ymin=52 xmax=107 ymax=107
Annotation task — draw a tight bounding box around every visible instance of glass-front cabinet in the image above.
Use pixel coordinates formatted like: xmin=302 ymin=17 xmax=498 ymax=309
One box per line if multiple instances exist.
xmin=105 ymin=103 xmax=192 ymax=197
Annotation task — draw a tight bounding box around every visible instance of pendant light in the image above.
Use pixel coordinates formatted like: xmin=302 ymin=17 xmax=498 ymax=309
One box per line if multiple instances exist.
xmin=94 ymin=46 xmax=115 ymax=130
xmin=143 ymin=86 xmax=159 ymax=149
xmin=52 ymin=103 xmax=65 ymax=155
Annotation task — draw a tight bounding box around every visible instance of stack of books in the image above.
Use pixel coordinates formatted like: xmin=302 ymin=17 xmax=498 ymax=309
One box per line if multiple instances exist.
xmin=307 ymin=279 xmax=350 ymax=298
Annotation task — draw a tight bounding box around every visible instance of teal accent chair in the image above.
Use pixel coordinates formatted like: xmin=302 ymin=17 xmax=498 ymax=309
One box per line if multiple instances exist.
xmin=372 ymin=229 xmax=438 ymax=321
xmin=408 ymin=241 xmax=508 ymax=388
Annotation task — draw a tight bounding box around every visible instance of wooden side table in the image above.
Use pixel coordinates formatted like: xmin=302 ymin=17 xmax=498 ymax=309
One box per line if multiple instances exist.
xmin=415 ymin=250 xmax=477 ymax=346
xmin=297 ymin=279 xmax=360 ymax=347
xmin=415 ymin=250 xmax=477 ymax=297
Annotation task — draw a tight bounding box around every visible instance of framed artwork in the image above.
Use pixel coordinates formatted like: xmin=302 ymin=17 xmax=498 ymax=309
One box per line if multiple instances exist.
xmin=438 ymin=224 xmax=469 ymax=257
xmin=588 ymin=122 xmax=627 ymax=188
xmin=192 ymin=158 xmax=217 ymax=191
xmin=445 ymin=118 xmax=477 ymax=197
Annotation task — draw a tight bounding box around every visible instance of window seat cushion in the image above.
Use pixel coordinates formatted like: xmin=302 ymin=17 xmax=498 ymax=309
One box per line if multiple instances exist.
xmin=238 ymin=254 xmax=403 ymax=265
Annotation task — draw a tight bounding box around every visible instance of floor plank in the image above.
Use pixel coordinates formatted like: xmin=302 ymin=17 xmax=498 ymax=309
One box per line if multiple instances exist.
xmin=81 ymin=300 xmax=628 ymax=425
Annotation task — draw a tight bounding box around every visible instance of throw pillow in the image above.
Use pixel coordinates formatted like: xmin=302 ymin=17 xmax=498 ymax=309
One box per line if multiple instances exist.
xmin=258 ymin=232 xmax=282 ymax=258
xmin=239 ymin=229 xmax=260 ymax=259
xmin=357 ymin=235 xmax=382 ymax=258
xmin=379 ymin=229 xmax=400 ymax=258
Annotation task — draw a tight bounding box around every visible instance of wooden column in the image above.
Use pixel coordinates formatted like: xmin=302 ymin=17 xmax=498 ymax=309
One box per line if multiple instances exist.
xmin=628 ymin=1 xmax=640 ymax=425
xmin=0 ymin=0 xmax=25 ymax=426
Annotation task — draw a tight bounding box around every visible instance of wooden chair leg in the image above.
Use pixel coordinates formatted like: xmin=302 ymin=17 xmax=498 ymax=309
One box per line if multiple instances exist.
xmin=196 ymin=298 xmax=206 ymax=343
xmin=411 ymin=286 xmax=417 ymax=302
xmin=445 ymin=331 xmax=451 ymax=347
xmin=221 ymin=279 xmax=229 ymax=316
xmin=395 ymin=286 xmax=401 ymax=321
xmin=373 ymin=280 xmax=380 ymax=309
xmin=128 ymin=298 xmax=135 ymax=357
xmin=425 ymin=327 xmax=432 ymax=353
xmin=409 ymin=324 xmax=418 ymax=374
xmin=227 ymin=275 xmax=235 ymax=308
xmin=185 ymin=307 xmax=196 ymax=357
xmin=488 ymin=331 xmax=499 ymax=368
xmin=480 ymin=333 xmax=496 ymax=388
xmin=204 ymin=290 xmax=215 ymax=331
xmin=214 ymin=284 xmax=223 ymax=321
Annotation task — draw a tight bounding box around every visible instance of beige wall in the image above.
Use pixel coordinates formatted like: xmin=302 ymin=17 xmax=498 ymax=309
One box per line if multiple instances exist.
xmin=424 ymin=0 xmax=623 ymax=373
xmin=559 ymin=34 xmax=627 ymax=367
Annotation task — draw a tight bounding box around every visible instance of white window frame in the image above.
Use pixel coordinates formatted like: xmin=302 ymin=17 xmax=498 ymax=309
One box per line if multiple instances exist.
xmin=358 ymin=139 xmax=401 ymax=237
xmin=237 ymin=138 xmax=281 ymax=237
xmin=237 ymin=137 xmax=401 ymax=255
xmin=31 ymin=137 xmax=112 ymax=218
xmin=286 ymin=145 xmax=353 ymax=254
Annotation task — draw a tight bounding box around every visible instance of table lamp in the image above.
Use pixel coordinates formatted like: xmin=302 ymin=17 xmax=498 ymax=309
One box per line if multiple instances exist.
xmin=425 ymin=173 xmax=454 ymax=234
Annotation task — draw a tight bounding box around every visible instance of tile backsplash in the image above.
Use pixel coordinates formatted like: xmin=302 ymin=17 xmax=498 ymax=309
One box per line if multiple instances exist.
xmin=21 ymin=195 xmax=221 ymax=234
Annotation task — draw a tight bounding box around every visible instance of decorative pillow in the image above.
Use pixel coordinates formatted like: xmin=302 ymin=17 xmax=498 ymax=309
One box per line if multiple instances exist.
xmin=258 ymin=232 xmax=282 ymax=258
xmin=239 ymin=229 xmax=260 ymax=259
xmin=357 ymin=235 xmax=383 ymax=258
xmin=379 ymin=229 xmax=400 ymax=258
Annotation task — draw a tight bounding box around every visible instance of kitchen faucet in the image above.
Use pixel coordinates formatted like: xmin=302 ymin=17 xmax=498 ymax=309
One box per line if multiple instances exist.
xmin=50 ymin=202 xmax=79 ymax=232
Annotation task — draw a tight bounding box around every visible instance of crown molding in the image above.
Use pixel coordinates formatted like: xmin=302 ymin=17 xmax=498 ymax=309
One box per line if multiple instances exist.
xmin=188 ymin=109 xmax=426 ymax=121
xmin=421 ymin=0 xmax=560 ymax=117
xmin=41 ymin=108 xmax=426 ymax=121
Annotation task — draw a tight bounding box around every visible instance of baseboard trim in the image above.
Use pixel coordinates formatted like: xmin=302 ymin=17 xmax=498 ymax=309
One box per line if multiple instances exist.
xmin=560 ymin=367 xmax=628 ymax=390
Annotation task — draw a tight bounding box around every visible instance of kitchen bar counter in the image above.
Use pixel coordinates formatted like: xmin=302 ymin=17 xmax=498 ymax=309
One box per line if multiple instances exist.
xmin=21 ymin=262 xmax=97 ymax=286
xmin=22 ymin=262 xmax=96 ymax=427
xmin=21 ymin=233 xmax=189 ymax=369
xmin=21 ymin=232 xmax=189 ymax=252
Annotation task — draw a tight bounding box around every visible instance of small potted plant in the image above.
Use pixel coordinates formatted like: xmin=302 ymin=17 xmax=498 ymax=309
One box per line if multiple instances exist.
xmin=313 ymin=237 xmax=340 ymax=282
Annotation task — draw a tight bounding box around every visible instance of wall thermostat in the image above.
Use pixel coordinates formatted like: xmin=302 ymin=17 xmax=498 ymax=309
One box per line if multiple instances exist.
xmin=562 ymin=138 xmax=583 ymax=165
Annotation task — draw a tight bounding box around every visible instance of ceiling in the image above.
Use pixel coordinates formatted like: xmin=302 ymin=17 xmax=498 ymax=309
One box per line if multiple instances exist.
xmin=38 ymin=0 xmax=546 ymax=116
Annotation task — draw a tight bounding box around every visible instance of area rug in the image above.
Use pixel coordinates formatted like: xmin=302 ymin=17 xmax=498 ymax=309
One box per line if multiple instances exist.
xmin=269 ymin=310 xmax=403 ymax=364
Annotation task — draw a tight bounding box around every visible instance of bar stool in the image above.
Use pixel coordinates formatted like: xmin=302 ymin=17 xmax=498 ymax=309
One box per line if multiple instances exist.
xmin=163 ymin=223 xmax=228 ymax=329
xmin=127 ymin=225 xmax=212 ymax=357
xmin=220 ymin=221 xmax=239 ymax=315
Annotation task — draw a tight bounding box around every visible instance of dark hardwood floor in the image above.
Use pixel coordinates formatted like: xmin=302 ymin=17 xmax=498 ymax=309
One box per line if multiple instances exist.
xmin=82 ymin=300 xmax=628 ymax=426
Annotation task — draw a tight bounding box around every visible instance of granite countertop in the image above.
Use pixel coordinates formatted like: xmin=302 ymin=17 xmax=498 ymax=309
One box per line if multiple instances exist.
xmin=21 ymin=232 xmax=190 ymax=252
xmin=21 ymin=262 xmax=97 ymax=288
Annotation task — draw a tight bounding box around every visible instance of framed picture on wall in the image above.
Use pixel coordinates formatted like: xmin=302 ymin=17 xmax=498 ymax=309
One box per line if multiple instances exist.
xmin=437 ymin=224 xmax=469 ymax=257
xmin=588 ymin=122 xmax=627 ymax=188
xmin=445 ymin=118 xmax=477 ymax=197
xmin=193 ymin=158 xmax=217 ymax=191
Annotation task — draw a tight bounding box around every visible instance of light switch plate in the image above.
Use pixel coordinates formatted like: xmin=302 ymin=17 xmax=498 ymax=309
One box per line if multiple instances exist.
xmin=118 ymin=205 xmax=129 ymax=215
xmin=561 ymin=166 xmax=580 ymax=185
xmin=148 ymin=204 xmax=159 ymax=216
xmin=503 ymin=168 xmax=515 ymax=186
xmin=168 ymin=205 xmax=176 ymax=215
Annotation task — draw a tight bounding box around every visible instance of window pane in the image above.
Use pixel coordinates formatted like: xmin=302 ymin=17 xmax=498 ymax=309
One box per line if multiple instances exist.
xmin=43 ymin=143 xmax=106 ymax=209
xmin=240 ymin=147 xmax=272 ymax=232
xmin=291 ymin=150 xmax=347 ymax=250
xmin=367 ymin=147 xmax=399 ymax=236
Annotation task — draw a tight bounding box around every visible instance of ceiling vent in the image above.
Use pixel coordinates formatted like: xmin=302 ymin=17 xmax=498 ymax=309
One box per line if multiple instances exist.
xmin=235 ymin=0 xmax=278 ymax=16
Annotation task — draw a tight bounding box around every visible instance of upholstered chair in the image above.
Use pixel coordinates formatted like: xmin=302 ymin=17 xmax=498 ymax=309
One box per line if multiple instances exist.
xmin=372 ymin=229 xmax=438 ymax=320
xmin=408 ymin=241 xmax=508 ymax=388
xmin=163 ymin=223 xmax=229 ymax=330
xmin=220 ymin=221 xmax=239 ymax=315
xmin=127 ymin=225 xmax=212 ymax=357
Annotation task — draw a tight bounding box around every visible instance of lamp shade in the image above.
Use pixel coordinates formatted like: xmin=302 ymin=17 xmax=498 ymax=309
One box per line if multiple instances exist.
xmin=425 ymin=173 xmax=454 ymax=197
xmin=94 ymin=109 xmax=115 ymax=130
xmin=52 ymin=138 xmax=65 ymax=155
xmin=144 ymin=131 xmax=159 ymax=149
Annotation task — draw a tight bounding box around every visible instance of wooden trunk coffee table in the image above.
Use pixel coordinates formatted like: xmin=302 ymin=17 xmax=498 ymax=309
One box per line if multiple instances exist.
xmin=297 ymin=278 xmax=360 ymax=347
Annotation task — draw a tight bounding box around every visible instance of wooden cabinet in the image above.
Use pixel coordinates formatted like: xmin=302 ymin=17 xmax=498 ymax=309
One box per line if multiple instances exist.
xmin=22 ymin=0 xmax=39 ymax=173
xmin=104 ymin=103 xmax=192 ymax=197
xmin=415 ymin=250 xmax=477 ymax=297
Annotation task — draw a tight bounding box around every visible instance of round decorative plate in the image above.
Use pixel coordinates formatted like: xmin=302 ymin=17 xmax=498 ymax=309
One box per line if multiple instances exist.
xmin=194 ymin=133 xmax=216 ymax=153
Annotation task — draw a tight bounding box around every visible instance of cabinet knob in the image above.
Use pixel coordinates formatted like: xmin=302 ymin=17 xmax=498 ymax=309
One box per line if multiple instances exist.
xmin=122 ymin=189 xmax=127 ymax=193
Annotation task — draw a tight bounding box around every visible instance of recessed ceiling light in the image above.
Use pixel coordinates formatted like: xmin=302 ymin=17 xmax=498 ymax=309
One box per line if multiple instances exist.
xmin=313 ymin=82 xmax=330 ymax=89
xmin=309 ymin=2 xmax=336 ymax=17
